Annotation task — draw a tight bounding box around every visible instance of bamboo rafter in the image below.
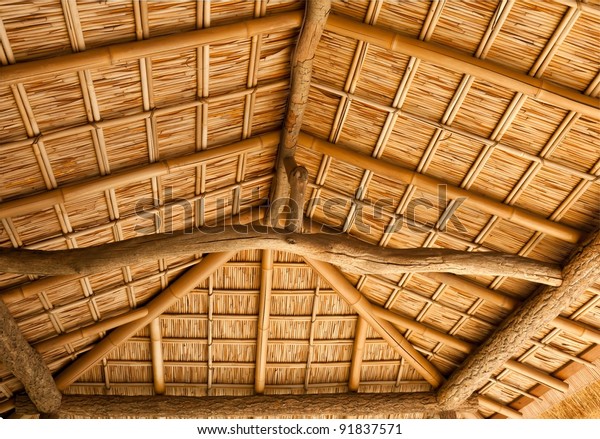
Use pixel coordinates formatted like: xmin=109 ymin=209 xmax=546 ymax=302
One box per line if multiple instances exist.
xmin=254 ymin=248 xmax=273 ymax=394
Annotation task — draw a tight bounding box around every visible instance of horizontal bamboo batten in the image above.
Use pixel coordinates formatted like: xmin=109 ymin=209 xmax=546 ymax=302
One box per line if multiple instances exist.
xmin=299 ymin=132 xmax=582 ymax=244
xmin=479 ymin=395 xmax=523 ymax=419
xmin=0 ymin=11 xmax=303 ymax=84
xmin=0 ymin=131 xmax=279 ymax=219
xmin=325 ymin=14 xmax=600 ymax=119
xmin=310 ymin=82 xmax=600 ymax=184
xmin=14 ymin=393 xmax=479 ymax=418
xmin=0 ymin=79 xmax=288 ymax=151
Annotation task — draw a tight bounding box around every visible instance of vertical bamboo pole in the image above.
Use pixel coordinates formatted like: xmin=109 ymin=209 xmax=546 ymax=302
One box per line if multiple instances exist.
xmin=149 ymin=318 xmax=166 ymax=395
xmin=348 ymin=316 xmax=368 ymax=391
xmin=254 ymin=249 xmax=273 ymax=394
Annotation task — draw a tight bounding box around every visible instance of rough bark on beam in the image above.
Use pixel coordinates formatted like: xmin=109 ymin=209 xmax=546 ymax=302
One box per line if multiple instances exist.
xmin=267 ymin=0 xmax=331 ymax=226
xmin=0 ymin=225 xmax=562 ymax=285
xmin=437 ymin=229 xmax=600 ymax=409
xmin=0 ymin=300 xmax=61 ymax=414
xmin=14 ymin=393 xmax=479 ymax=419
xmin=284 ymin=156 xmax=309 ymax=232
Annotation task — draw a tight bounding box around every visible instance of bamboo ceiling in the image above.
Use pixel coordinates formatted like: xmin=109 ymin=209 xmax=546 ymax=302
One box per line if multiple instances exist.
xmin=0 ymin=0 xmax=599 ymax=420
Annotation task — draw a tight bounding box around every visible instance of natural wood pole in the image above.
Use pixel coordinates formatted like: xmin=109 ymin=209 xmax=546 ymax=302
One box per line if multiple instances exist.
xmin=54 ymin=252 xmax=235 ymax=391
xmin=0 ymin=300 xmax=61 ymax=414
xmin=14 ymin=393 xmax=479 ymax=418
xmin=267 ymin=0 xmax=330 ymax=226
xmin=149 ymin=318 xmax=166 ymax=395
xmin=0 ymin=12 xmax=303 ymax=84
xmin=325 ymin=14 xmax=600 ymax=119
xmin=0 ymin=132 xmax=279 ymax=220
xmin=34 ymin=308 xmax=149 ymax=353
xmin=299 ymin=132 xmax=581 ymax=244
xmin=348 ymin=316 xmax=368 ymax=392
xmin=254 ymin=249 xmax=273 ymax=394
xmin=0 ymin=225 xmax=563 ymax=285
xmin=437 ymin=229 xmax=600 ymax=409
xmin=284 ymin=156 xmax=309 ymax=232
xmin=305 ymin=258 xmax=445 ymax=388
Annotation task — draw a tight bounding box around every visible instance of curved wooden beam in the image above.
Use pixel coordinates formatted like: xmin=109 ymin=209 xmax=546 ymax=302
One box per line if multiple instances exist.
xmin=437 ymin=228 xmax=600 ymax=409
xmin=267 ymin=0 xmax=331 ymax=226
xmin=0 ymin=225 xmax=562 ymax=285
xmin=0 ymin=300 xmax=61 ymax=414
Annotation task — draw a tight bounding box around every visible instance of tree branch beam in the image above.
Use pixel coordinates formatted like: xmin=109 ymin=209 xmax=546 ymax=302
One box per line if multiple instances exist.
xmin=437 ymin=228 xmax=600 ymax=409
xmin=14 ymin=393 xmax=479 ymax=419
xmin=283 ymin=156 xmax=309 ymax=232
xmin=305 ymin=258 xmax=445 ymax=388
xmin=0 ymin=225 xmax=563 ymax=286
xmin=267 ymin=0 xmax=331 ymax=226
xmin=0 ymin=299 xmax=61 ymax=413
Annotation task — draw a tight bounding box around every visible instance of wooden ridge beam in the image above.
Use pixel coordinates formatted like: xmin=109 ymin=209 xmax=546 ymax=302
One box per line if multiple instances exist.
xmin=437 ymin=228 xmax=600 ymax=409
xmin=304 ymin=258 xmax=445 ymax=388
xmin=14 ymin=392 xmax=479 ymax=418
xmin=254 ymin=249 xmax=273 ymax=394
xmin=0 ymin=11 xmax=303 ymax=84
xmin=299 ymin=132 xmax=582 ymax=244
xmin=0 ymin=132 xmax=279 ymax=220
xmin=268 ymin=0 xmax=330 ymax=227
xmin=0 ymin=299 xmax=61 ymax=413
xmin=325 ymin=14 xmax=600 ymax=119
xmin=54 ymin=252 xmax=235 ymax=391
xmin=0 ymin=225 xmax=562 ymax=285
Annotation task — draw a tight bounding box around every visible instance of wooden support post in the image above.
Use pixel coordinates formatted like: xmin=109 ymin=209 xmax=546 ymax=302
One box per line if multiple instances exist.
xmin=267 ymin=0 xmax=331 ymax=226
xmin=437 ymin=229 xmax=600 ymax=409
xmin=0 ymin=300 xmax=61 ymax=414
xmin=284 ymin=156 xmax=309 ymax=232
xmin=305 ymin=258 xmax=445 ymax=388
xmin=14 ymin=393 xmax=479 ymax=418
xmin=149 ymin=318 xmax=166 ymax=395
xmin=348 ymin=316 xmax=368 ymax=392
xmin=54 ymin=252 xmax=235 ymax=391
xmin=255 ymin=249 xmax=273 ymax=394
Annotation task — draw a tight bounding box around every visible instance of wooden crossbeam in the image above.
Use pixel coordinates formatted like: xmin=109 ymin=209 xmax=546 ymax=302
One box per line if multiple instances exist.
xmin=324 ymin=14 xmax=600 ymax=119
xmin=437 ymin=228 xmax=600 ymax=409
xmin=299 ymin=132 xmax=582 ymax=244
xmin=304 ymin=258 xmax=445 ymax=388
xmin=267 ymin=0 xmax=330 ymax=227
xmin=13 ymin=393 xmax=479 ymax=418
xmin=0 ymin=300 xmax=61 ymax=413
xmin=0 ymin=225 xmax=562 ymax=285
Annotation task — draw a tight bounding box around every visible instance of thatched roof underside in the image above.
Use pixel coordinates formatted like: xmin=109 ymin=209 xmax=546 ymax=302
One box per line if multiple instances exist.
xmin=0 ymin=0 xmax=599 ymax=419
